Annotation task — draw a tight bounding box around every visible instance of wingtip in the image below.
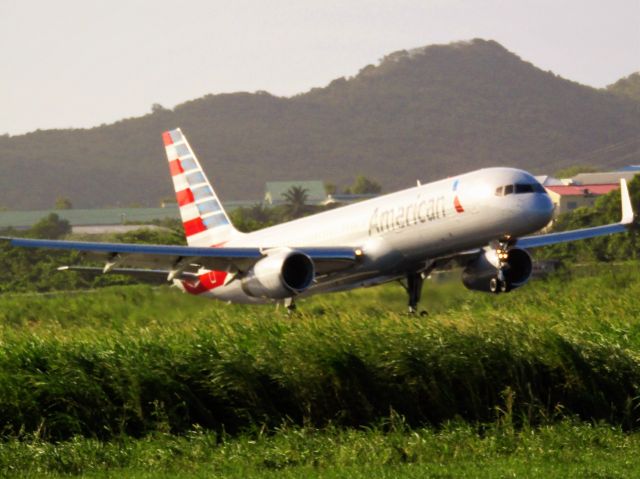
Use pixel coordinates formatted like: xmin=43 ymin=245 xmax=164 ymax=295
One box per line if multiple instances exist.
xmin=620 ymin=178 xmax=635 ymax=225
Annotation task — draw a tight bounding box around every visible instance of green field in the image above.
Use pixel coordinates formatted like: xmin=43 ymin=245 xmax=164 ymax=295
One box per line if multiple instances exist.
xmin=1 ymin=263 xmax=640 ymax=477
xmin=4 ymin=421 xmax=640 ymax=478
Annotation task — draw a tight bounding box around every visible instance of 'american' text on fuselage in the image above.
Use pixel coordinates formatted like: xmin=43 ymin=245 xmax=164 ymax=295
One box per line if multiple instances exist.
xmin=369 ymin=194 xmax=447 ymax=235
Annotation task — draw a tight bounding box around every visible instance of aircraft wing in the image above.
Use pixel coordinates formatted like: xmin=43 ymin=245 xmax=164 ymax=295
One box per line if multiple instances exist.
xmin=0 ymin=238 xmax=359 ymax=279
xmin=514 ymin=178 xmax=635 ymax=250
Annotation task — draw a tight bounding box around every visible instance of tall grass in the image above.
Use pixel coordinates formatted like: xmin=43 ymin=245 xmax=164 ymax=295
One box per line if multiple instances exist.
xmin=0 ymin=264 xmax=639 ymax=440
xmin=2 ymin=421 xmax=640 ymax=478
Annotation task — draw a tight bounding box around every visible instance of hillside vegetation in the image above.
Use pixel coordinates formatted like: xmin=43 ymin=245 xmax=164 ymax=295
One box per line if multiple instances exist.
xmin=608 ymin=72 xmax=640 ymax=102
xmin=1 ymin=39 xmax=639 ymax=210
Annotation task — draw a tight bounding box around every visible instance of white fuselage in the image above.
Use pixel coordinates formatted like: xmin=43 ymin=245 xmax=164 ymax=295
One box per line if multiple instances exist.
xmin=192 ymin=167 xmax=554 ymax=303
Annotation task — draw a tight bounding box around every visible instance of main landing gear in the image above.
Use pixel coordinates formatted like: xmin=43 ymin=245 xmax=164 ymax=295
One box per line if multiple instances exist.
xmin=403 ymin=272 xmax=428 ymax=316
xmin=284 ymin=297 xmax=297 ymax=314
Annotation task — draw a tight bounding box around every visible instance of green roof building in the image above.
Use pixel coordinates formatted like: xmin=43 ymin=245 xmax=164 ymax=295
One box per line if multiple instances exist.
xmin=0 ymin=208 xmax=180 ymax=230
xmin=0 ymin=201 xmax=254 ymax=230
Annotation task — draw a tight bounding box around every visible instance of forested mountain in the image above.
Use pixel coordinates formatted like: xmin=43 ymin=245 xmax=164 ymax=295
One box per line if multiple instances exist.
xmin=607 ymin=72 xmax=640 ymax=103
xmin=1 ymin=39 xmax=639 ymax=210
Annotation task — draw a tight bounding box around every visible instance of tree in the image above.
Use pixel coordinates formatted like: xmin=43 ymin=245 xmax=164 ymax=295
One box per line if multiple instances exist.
xmin=345 ymin=175 xmax=382 ymax=194
xmin=247 ymin=203 xmax=272 ymax=224
xmin=282 ymin=186 xmax=309 ymax=218
xmin=324 ymin=182 xmax=337 ymax=196
xmin=607 ymin=72 xmax=640 ymax=102
xmin=230 ymin=203 xmax=276 ymax=232
xmin=55 ymin=196 xmax=73 ymax=209
xmin=30 ymin=213 xmax=71 ymax=239
xmin=151 ymin=103 xmax=168 ymax=113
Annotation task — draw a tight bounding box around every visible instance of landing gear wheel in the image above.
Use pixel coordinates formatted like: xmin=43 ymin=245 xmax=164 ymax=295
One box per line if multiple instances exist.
xmin=500 ymin=281 xmax=511 ymax=293
xmin=284 ymin=297 xmax=297 ymax=315
xmin=489 ymin=277 xmax=500 ymax=294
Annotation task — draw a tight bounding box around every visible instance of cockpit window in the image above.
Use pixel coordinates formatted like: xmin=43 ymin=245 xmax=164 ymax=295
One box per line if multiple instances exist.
xmin=495 ymin=183 xmax=545 ymax=196
xmin=515 ymin=183 xmax=534 ymax=194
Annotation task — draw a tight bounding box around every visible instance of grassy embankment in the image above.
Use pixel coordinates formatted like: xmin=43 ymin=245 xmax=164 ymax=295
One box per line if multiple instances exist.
xmin=1 ymin=263 xmax=639 ymax=476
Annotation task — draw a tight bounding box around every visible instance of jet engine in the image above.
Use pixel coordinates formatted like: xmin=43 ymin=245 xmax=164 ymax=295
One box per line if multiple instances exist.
xmin=462 ymin=248 xmax=532 ymax=293
xmin=241 ymin=248 xmax=315 ymax=299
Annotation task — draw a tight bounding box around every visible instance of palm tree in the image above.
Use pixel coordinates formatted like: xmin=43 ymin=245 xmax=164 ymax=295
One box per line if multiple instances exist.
xmin=282 ymin=185 xmax=309 ymax=219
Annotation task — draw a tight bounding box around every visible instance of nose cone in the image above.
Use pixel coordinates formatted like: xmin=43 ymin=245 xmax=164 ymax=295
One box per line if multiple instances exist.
xmin=527 ymin=193 xmax=554 ymax=230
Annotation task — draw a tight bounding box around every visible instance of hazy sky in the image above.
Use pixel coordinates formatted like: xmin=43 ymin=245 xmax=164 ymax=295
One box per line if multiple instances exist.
xmin=1 ymin=0 xmax=638 ymax=135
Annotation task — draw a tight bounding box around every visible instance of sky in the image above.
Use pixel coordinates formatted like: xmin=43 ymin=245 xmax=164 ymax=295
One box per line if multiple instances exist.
xmin=1 ymin=0 xmax=639 ymax=136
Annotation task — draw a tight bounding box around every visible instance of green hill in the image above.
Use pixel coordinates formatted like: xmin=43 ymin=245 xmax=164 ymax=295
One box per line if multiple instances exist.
xmin=1 ymin=39 xmax=639 ymax=210
xmin=607 ymin=72 xmax=640 ymax=102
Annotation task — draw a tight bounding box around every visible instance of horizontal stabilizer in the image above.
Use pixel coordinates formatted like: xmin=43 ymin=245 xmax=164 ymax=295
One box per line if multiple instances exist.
xmin=58 ymin=265 xmax=199 ymax=284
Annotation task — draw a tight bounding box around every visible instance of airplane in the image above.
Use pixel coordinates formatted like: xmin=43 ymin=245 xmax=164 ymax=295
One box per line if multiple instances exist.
xmin=2 ymin=128 xmax=636 ymax=313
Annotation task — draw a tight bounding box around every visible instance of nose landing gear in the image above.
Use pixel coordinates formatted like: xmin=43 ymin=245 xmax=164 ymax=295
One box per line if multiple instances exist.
xmin=489 ymin=276 xmax=511 ymax=294
xmin=491 ymin=239 xmax=513 ymax=294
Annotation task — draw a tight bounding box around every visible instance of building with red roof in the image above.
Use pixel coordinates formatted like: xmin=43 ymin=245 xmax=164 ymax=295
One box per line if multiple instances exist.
xmin=545 ymin=184 xmax=619 ymax=217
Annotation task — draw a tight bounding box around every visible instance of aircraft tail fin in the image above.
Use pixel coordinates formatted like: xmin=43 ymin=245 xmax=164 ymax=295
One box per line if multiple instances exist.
xmin=162 ymin=128 xmax=241 ymax=247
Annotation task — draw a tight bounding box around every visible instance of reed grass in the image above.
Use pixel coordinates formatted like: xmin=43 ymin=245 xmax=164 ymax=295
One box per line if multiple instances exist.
xmin=1 ymin=263 xmax=639 ymax=441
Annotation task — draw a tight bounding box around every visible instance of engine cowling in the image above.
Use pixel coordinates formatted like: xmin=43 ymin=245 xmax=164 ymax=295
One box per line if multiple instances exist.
xmin=462 ymin=248 xmax=532 ymax=292
xmin=241 ymin=249 xmax=315 ymax=299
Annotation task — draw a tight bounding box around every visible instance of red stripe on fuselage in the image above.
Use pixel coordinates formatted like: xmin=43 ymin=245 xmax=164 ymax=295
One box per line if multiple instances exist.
xmin=169 ymin=159 xmax=184 ymax=176
xmin=162 ymin=131 xmax=173 ymax=146
xmin=454 ymin=196 xmax=465 ymax=213
xmin=182 ymin=270 xmax=228 ymax=295
xmin=183 ymin=218 xmax=207 ymax=236
xmin=176 ymin=188 xmax=195 ymax=206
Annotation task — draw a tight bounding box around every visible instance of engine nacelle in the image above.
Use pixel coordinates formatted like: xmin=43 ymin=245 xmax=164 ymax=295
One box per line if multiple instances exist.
xmin=462 ymin=248 xmax=532 ymax=292
xmin=241 ymin=249 xmax=315 ymax=299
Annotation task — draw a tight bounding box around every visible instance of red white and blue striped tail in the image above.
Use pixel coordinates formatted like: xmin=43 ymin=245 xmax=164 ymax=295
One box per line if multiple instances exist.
xmin=162 ymin=128 xmax=241 ymax=247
